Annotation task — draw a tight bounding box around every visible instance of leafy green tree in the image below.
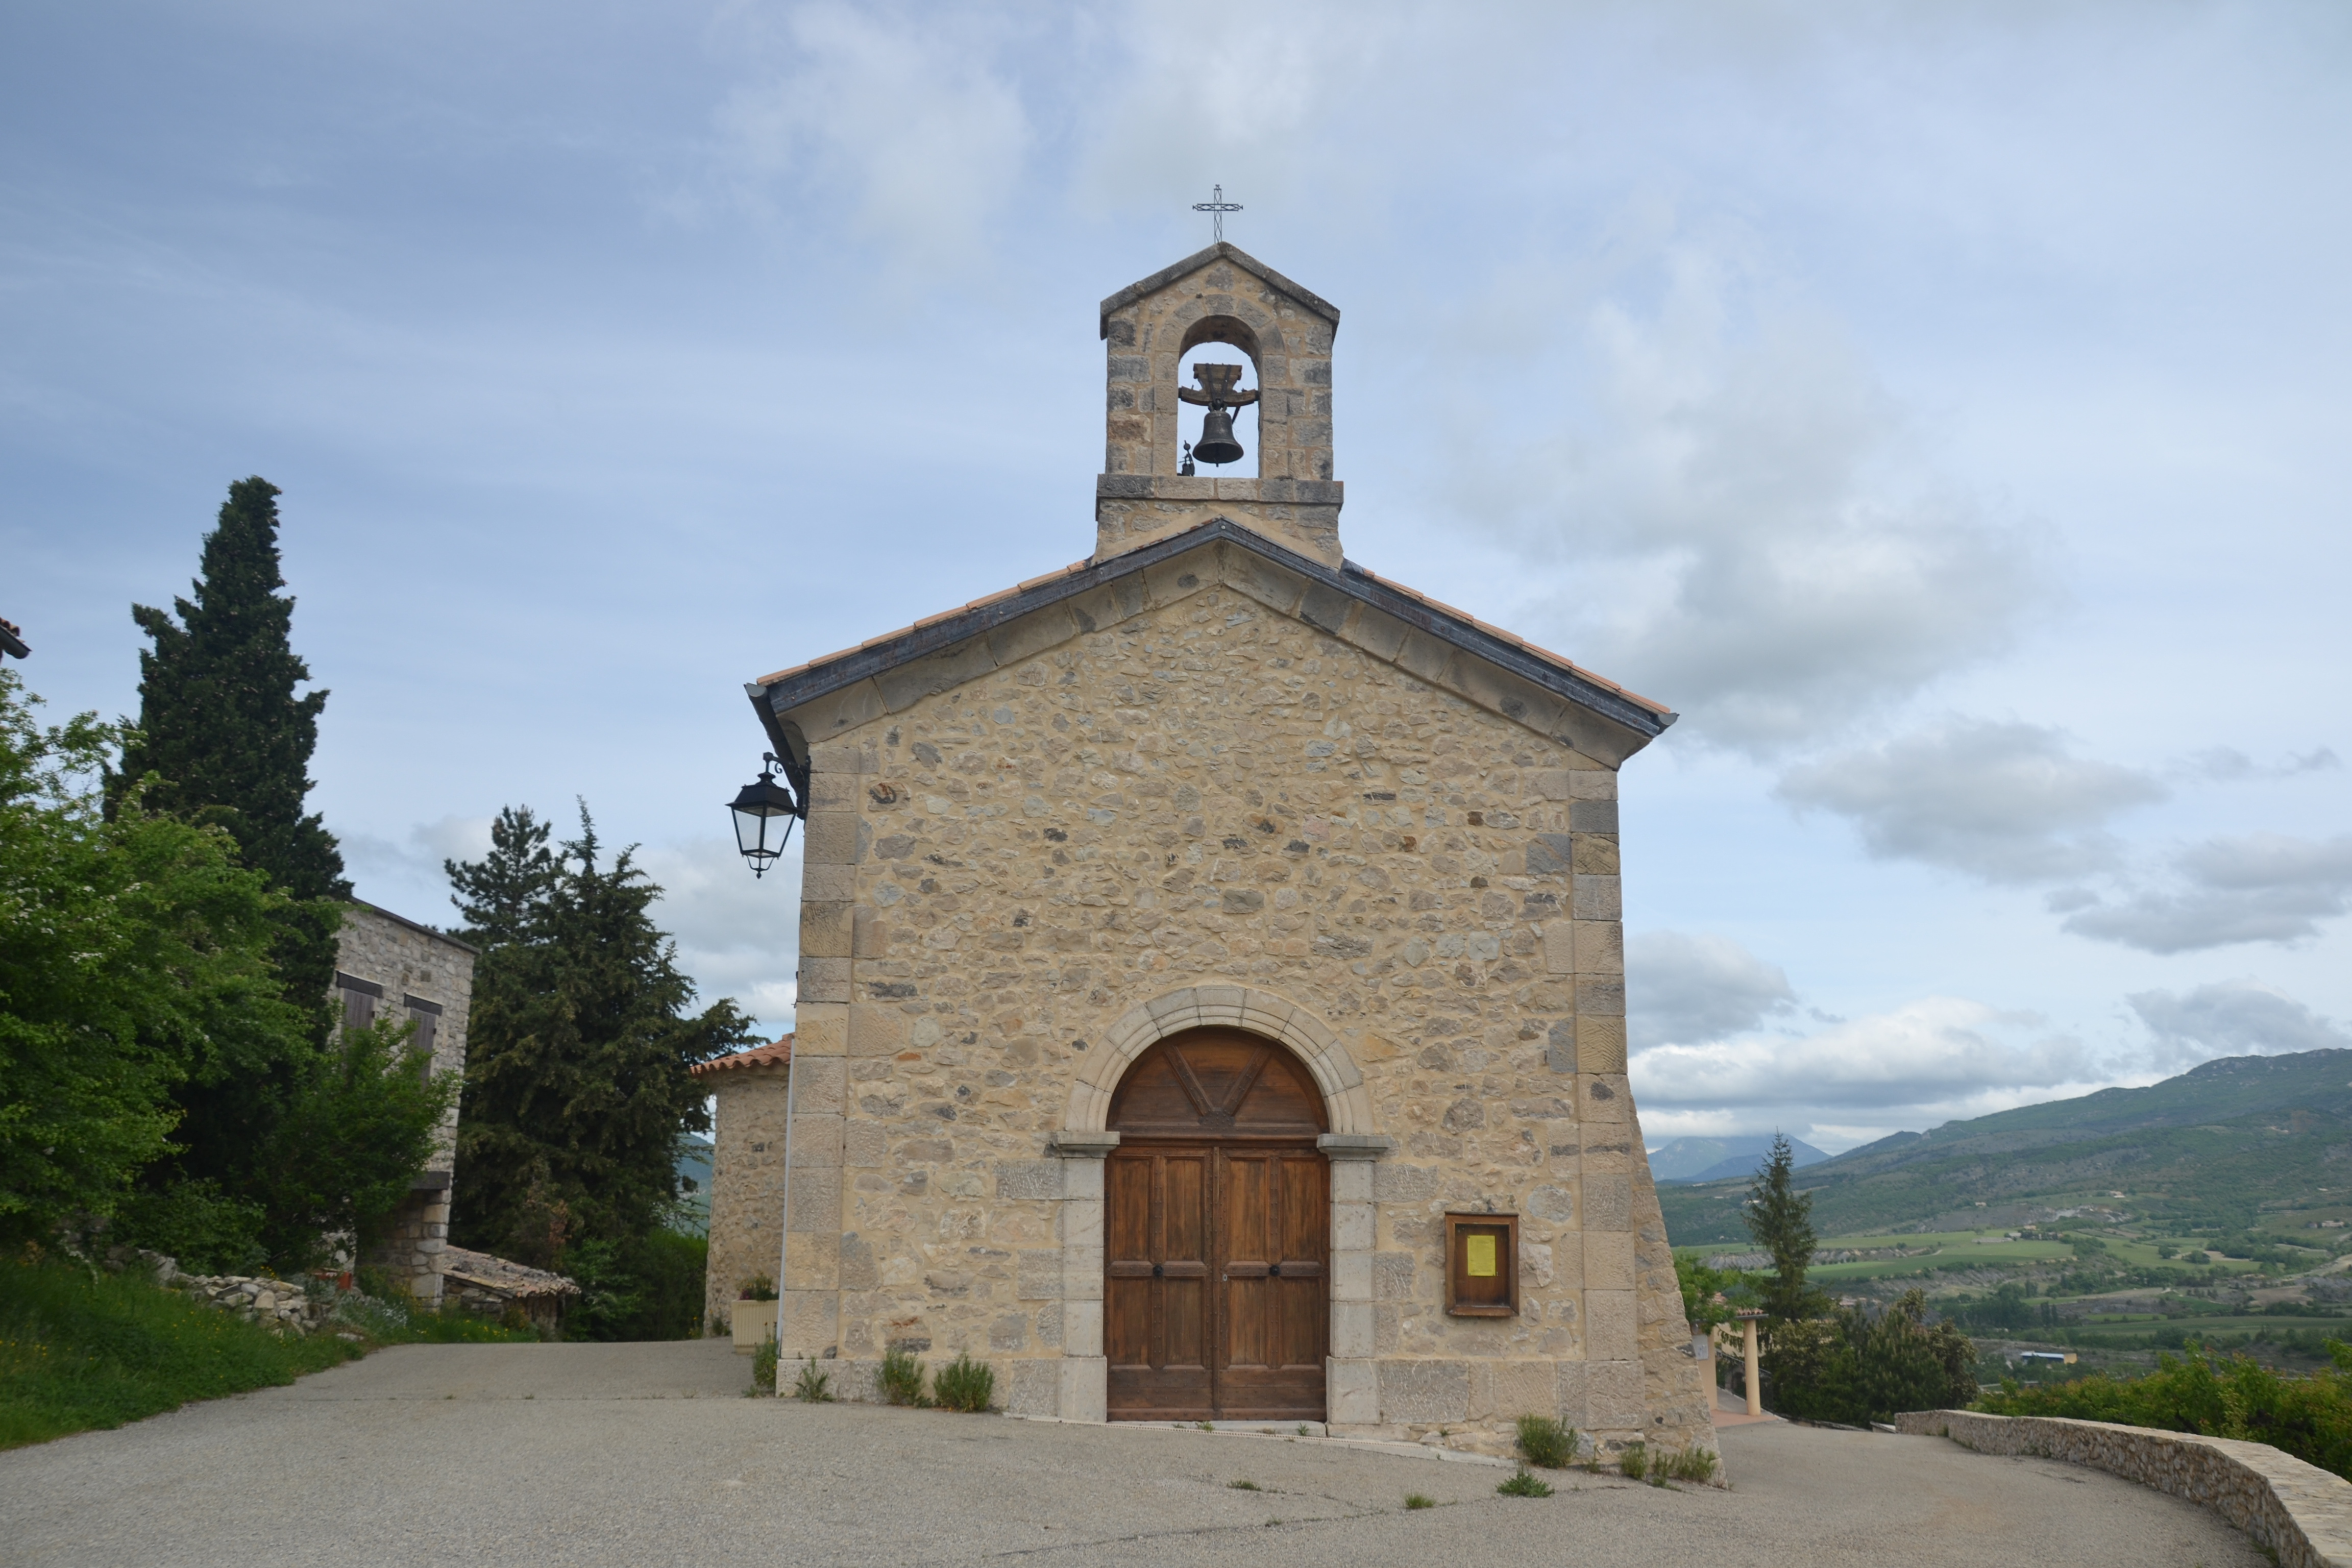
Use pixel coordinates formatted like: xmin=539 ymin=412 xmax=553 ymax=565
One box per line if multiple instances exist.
xmin=1675 ymin=1254 xmax=1757 ymax=1336
xmin=0 ymin=670 xmax=290 ymax=1245
xmin=447 ymin=805 xmax=756 ymax=1283
xmin=0 ymin=670 xmax=440 ymax=1270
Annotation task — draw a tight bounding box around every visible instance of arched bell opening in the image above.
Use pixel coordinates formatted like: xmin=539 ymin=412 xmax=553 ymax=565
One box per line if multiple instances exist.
xmin=1102 ymin=1027 xmax=1328 ymax=1423
xmin=1175 ymin=315 xmax=1262 ymax=479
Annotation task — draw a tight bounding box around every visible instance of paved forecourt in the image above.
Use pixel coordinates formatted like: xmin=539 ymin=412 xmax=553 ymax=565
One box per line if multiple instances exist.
xmin=0 ymin=1341 xmax=2266 ymax=1567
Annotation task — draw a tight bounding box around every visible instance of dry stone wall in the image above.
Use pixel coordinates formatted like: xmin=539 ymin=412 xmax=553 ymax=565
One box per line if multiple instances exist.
xmin=779 ymin=562 xmax=1711 ymax=1450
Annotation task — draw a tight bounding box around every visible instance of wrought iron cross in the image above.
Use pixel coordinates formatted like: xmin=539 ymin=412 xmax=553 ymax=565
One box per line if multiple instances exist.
xmin=1192 ymin=183 xmax=1242 ymax=242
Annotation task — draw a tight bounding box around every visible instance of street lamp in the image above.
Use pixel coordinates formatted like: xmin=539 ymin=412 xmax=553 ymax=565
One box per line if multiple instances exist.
xmin=729 ymin=752 xmax=802 ymax=877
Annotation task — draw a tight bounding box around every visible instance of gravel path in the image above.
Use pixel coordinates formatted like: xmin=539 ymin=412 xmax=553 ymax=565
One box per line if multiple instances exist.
xmin=0 ymin=1341 xmax=2266 ymax=1566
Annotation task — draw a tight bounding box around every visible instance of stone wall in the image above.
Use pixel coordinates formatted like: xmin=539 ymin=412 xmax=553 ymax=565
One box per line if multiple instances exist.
xmin=335 ymin=902 xmax=475 ymax=1304
xmin=774 ymin=548 xmax=1713 ymax=1454
xmin=704 ymin=1064 xmax=793 ymax=1334
xmin=1897 ymin=1409 xmax=2352 ymax=1567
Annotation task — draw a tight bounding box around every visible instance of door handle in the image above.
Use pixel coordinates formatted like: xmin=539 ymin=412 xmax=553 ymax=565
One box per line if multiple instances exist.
xmin=1268 ymin=1263 xmax=1282 ymax=1278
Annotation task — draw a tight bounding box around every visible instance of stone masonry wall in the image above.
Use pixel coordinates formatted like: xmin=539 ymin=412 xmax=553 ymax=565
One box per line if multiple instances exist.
xmin=777 ymin=558 xmax=1712 ymax=1451
xmin=704 ymin=1066 xmax=793 ymax=1334
xmin=336 ymin=904 xmax=474 ymax=1304
xmin=1899 ymin=1409 xmax=2352 ymax=1568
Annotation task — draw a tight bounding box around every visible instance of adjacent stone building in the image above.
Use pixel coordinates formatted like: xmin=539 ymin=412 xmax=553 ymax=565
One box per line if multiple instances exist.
xmin=695 ymin=1034 xmax=795 ymax=1334
xmin=714 ymin=241 xmax=1713 ymax=1456
xmin=334 ymin=900 xmax=475 ymax=1305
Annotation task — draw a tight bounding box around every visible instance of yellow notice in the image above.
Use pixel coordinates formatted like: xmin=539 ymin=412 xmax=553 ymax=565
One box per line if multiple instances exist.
xmin=1465 ymin=1233 xmax=1498 ymax=1278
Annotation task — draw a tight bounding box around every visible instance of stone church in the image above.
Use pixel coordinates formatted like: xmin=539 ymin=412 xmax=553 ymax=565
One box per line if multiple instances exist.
xmin=710 ymin=241 xmax=1714 ymax=1457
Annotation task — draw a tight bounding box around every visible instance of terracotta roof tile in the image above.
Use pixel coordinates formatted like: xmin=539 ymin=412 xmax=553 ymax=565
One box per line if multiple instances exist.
xmin=690 ymin=1034 xmax=794 ymax=1078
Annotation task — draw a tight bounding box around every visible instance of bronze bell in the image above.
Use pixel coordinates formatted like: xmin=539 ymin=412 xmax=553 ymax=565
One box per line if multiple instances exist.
xmin=1192 ymin=407 xmax=1244 ymax=467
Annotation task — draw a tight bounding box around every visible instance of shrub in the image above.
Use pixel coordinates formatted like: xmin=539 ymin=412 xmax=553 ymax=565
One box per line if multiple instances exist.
xmin=564 ymin=1229 xmax=708 ymax=1341
xmin=878 ymin=1345 xmax=929 ymax=1407
xmin=750 ymin=1331 xmax=778 ymax=1395
xmin=1497 ymin=1467 xmax=1553 ymax=1498
xmin=1769 ymin=1289 xmax=1977 ymax=1425
xmin=932 ymin=1352 xmax=995 ymax=1414
xmin=1515 ymin=1413 xmax=1575 ymax=1468
xmin=792 ymin=1359 xmax=834 ymax=1402
xmin=1661 ymin=1445 xmax=1720 ymax=1484
xmin=1618 ymin=1441 xmax=1649 ymax=1480
xmin=1977 ymin=1343 xmax=2352 ymax=1480
xmin=1404 ymin=1493 xmax=1435 ymax=1510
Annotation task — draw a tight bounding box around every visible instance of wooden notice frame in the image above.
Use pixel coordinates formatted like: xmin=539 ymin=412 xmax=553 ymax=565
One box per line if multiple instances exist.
xmin=1443 ymin=1212 xmax=1520 ymax=1317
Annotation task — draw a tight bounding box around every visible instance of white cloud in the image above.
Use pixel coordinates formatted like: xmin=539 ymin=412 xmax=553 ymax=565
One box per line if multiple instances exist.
xmin=2128 ymin=978 xmax=2352 ymax=1069
xmin=1625 ymin=930 xmax=1796 ymax=1049
xmin=1778 ymin=717 xmax=2165 ymax=883
xmin=2173 ymin=746 xmax=2341 ymax=783
xmin=1631 ymin=995 xmax=2099 ymax=1114
xmin=713 ymin=3 xmax=1032 ymax=271
xmin=637 ymin=837 xmax=802 ymax=1036
xmin=2062 ymin=832 xmax=2352 ymax=953
xmin=1480 ymin=243 xmax=2056 ymax=755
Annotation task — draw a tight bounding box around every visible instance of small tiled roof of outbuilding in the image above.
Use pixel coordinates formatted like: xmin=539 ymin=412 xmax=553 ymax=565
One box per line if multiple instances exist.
xmin=440 ymin=1246 xmax=579 ymax=1300
xmin=749 ymin=518 xmax=1673 ymax=736
xmin=690 ymin=1034 xmax=794 ymax=1078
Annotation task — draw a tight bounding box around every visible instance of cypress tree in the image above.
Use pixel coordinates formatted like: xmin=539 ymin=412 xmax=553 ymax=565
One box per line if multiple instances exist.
xmin=120 ymin=477 xmax=348 ymax=908
xmin=106 ymin=478 xmax=445 ymax=1271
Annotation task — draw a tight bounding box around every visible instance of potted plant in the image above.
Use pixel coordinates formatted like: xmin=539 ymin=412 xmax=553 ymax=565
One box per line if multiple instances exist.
xmin=730 ymin=1275 xmax=778 ymax=1353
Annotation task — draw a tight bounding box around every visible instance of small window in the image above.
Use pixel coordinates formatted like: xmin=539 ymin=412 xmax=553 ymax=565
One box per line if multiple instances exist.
xmin=1444 ymin=1212 xmax=1521 ymax=1317
xmin=405 ymin=994 xmax=443 ymax=1083
xmin=335 ymin=971 xmax=383 ymax=1032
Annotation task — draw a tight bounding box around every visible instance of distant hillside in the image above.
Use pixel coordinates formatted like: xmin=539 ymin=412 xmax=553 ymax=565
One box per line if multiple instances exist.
xmin=1658 ymin=1049 xmax=2352 ymax=1245
xmin=1649 ymin=1134 xmax=1829 ymax=1183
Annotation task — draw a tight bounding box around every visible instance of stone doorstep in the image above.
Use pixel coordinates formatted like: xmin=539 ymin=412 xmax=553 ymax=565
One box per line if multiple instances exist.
xmin=996 ymin=1413 xmax=1516 ymax=1469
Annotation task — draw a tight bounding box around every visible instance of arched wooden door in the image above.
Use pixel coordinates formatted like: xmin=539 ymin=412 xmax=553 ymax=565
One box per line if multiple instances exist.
xmin=1105 ymin=1027 xmax=1329 ymax=1423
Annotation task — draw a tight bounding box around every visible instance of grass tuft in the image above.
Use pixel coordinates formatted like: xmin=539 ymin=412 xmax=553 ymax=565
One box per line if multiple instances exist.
xmin=1661 ymin=1444 xmax=1719 ymax=1484
xmin=1497 ymin=1467 xmax=1554 ymax=1498
xmin=1404 ymin=1492 xmax=1436 ymax=1510
xmin=1618 ymin=1440 xmax=1649 ymax=1481
xmin=792 ymin=1358 xmax=834 ymax=1403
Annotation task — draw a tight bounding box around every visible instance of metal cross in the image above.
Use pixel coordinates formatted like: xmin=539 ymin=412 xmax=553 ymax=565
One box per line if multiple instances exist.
xmin=1192 ymin=184 xmax=1242 ymax=243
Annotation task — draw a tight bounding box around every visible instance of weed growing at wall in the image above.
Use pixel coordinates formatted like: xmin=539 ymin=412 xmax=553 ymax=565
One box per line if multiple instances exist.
xmin=791 ymin=1358 xmax=832 ymax=1402
xmin=1515 ymin=1414 xmax=1575 ymax=1468
xmin=932 ymin=1353 xmax=994 ymax=1414
xmin=878 ymin=1345 xmax=929 ymax=1407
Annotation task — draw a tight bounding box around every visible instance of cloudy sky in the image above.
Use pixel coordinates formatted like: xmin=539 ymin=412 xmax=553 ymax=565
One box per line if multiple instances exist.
xmin=8 ymin=2 xmax=2348 ymax=1152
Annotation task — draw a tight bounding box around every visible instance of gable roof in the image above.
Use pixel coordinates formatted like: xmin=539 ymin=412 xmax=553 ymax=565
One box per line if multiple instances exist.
xmin=747 ymin=519 xmax=1674 ymax=768
xmin=1100 ymin=241 xmax=1340 ymax=337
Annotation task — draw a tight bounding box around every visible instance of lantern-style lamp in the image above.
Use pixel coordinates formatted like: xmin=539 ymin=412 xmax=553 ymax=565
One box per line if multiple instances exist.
xmin=729 ymin=752 xmax=802 ymax=877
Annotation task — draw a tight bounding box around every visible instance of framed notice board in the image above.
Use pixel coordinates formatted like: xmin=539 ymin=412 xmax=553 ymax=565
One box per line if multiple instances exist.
xmin=1443 ymin=1213 xmax=1520 ymax=1317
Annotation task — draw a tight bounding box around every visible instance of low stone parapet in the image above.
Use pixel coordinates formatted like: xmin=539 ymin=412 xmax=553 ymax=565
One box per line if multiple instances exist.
xmin=171 ymin=1273 xmax=326 ymax=1335
xmin=1897 ymin=1408 xmax=2352 ymax=1567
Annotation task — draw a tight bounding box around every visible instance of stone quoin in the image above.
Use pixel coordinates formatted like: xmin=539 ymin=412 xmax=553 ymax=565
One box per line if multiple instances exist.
xmin=708 ymin=241 xmax=1716 ymax=1458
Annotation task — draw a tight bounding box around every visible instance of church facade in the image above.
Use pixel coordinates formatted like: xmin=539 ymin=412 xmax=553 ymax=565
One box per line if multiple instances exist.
xmin=727 ymin=242 xmax=1714 ymax=1456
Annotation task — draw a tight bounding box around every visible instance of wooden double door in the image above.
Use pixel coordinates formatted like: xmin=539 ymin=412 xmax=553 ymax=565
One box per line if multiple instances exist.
xmin=1104 ymin=1031 xmax=1329 ymax=1423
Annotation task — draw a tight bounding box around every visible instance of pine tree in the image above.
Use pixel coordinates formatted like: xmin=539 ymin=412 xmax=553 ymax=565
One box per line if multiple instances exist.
xmin=447 ymin=804 xmax=756 ymax=1277
xmin=1744 ymin=1133 xmax=1829 ymax=1326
